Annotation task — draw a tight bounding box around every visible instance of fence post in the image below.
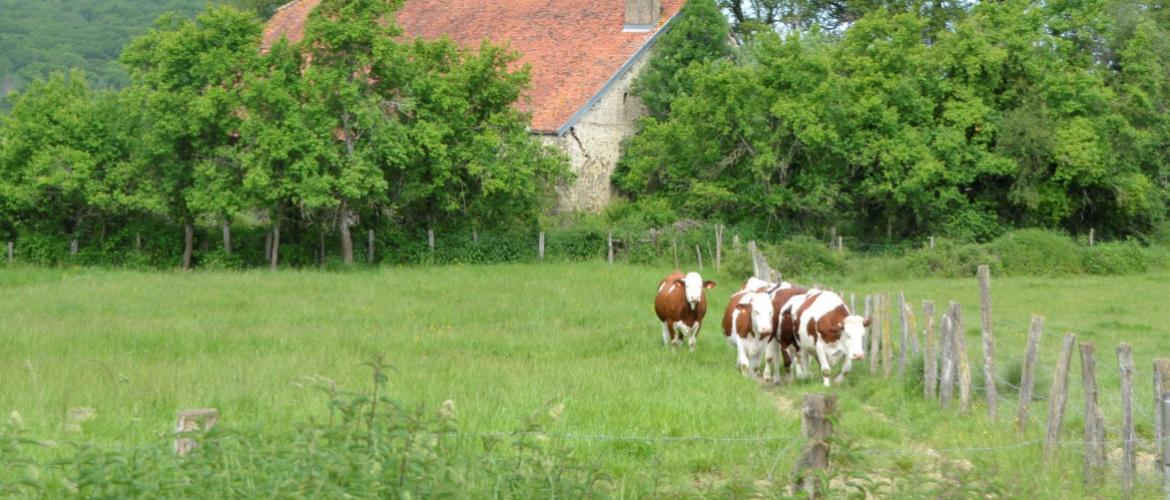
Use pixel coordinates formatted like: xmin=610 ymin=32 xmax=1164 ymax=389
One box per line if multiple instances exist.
xmin=1162 ymin=393 xmax=1170 ymax=496
xmin=1016 ymin=315 xmax=1044 ymax=435
xmin=867 ymin=295 xmax=878 ymax=375
xmin=714 ymin=224 xmax=723 ymax=272
xmin=70 ymin=238 xmax=78 ymax=255
xmin=608 ymin=230 xmax=614 ymax=265
xmin=428 ymin=228 xmax=435 ymax=251
xmin=1153 ymin=359 xmax=1170 ymax=461
xmin=6 ymin=241 xmax=12 ymax=264
xmin=649 ymin=228 xmax=658 ymax=256
xmin=837 ymin=235 xmax=844 ymax=253
xmin=898 ymin=292 xmax=909 ymax=378
xmin=977 ymin=265 xmax=998 ymax=421
xmin=367 ymin=229 xmax=375 ymax=264
xmin=1118 ymin=342 xmax=1136 ymax=496
xmin=695 ymin=244 xmax=703 ymax=271
xmin=923 ymin=300 xmax=937 ymax=399
xmin=905 ymin=301 xmax=920 ymax=356
xmin=1089 ymin=228 xmax=1095 ymax=247
xmin=538 ymin=231 xmax=545 ymax=260
xmin=950 ymin=302 xmax=972 ymax=412
xmin=473 ymin=229 xmax=478 ymax=243
xmin=881 ymin=293 xmax=892 ymax=378
xmin=174 ymin=408 xmax=219 ymax=456
xmin=929 ymin=236 xmax=935 ymax=249
xmin=1080 ymin=342 xmax=1106 ymax=485
xmin=1043 ymin=333 xmax=1076 ymax=462
xmin=939 ymin=312 xmax=955 ymax=408
xmin=850 ymin=293 xmax=856 ymax=316
xmin=793 ymin=394 xmax=836 ymax=499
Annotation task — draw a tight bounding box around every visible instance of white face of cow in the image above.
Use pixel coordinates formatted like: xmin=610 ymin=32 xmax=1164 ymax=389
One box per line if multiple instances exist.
xmin=748 ymin=293 xmax=774 ymax=335
xmin=842 ymin=315 xmax=868 ymax=360
xmin=683 ymin=272 xmax=704 ymax=309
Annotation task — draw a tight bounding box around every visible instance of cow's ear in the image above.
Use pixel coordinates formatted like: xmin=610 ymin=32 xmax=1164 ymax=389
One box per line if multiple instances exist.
xmin=863 ymin=316 xmax=873 ymax=327
xmin=735 ymin=303 xmax=751 ymax=311
xmin=703 ymin=280 xmax=716 ymax=289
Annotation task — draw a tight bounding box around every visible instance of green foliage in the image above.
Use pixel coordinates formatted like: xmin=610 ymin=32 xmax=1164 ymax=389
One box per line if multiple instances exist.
xmin=631 ymin=0 xmax=732 ymax=118
xmin=1082 ymin=241 xmax=1152 ymax=275
xmin=989 ymin=229 xmax=1084 ymax=277
xmin=902 ymin=239 xmax=1002 ymax=278
xmin=766 ymin=235 xmax=846 ymax=278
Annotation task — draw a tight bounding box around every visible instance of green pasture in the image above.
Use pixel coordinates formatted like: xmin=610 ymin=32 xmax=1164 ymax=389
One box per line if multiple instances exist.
xmin=1 ymin=262 xmax=1168 ymax=497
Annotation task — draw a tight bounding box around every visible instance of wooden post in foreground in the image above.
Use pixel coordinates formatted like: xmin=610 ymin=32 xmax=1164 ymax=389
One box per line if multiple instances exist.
xmin=174 ymin=408 xmax=219 ymax=456
xmin=1153 ymin=359 xmax=1170 ymax=458
xmin=1043 ymin=333 xmax=1076 ymax=462
xmin=538 ymin=231 xmax=545 ymax=260
xmin=923 ymin=300 xmax=937 ymax=399
xmin=949 ymin=302 xmax=972 ymax=412
xmin=1080 ymin=342 xmax=1106 ymax=485
xmin=898 ymin=292 xmax=908 ymax=378
xmin=866 ymin=295 xmax=878 ymax=375
xmin=1016 ymin=315 xmax=1044 ymax=435
xmin=1162 ymin=393 xmax=1170 ymax=496
xmin=977 ymin=265 xmax=998 ymax=421
xmin=427 ymin=228 xmax=435 ymax=251
xmin=793 ymin=394 xmax=836 ymax=498
xmin=608 ymin=230 xmax=614 ymax=264
xmin=939 ymin=312 xmax=955 ymax=408
xmin=881 ymin=293 xmax=892 ymax=378
xmin=1118 ymin=342 xmax=1136 ymax=496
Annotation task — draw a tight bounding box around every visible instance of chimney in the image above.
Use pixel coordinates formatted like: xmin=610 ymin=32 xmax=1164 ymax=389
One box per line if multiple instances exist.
xmin=624 ymin=0 xmax=661 ymax=32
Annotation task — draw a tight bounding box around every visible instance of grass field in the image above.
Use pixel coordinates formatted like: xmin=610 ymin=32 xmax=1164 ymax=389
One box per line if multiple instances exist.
xmin=2 ymin=261 xmax=1169 ymax=496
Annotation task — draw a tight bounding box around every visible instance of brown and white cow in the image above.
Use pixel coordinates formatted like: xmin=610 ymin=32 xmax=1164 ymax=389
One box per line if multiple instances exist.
xmin=783 ymin=290 xmax=871 ymax=387
xmin=654 ymin=271 xmax=716 ymax=351
xmin=740 ymin=277 xmax=793 ymax=293
xmin=762 ymin=286 xmax=810 ymax=383
xmin=720 ymin=289 xmax=775 ymax=376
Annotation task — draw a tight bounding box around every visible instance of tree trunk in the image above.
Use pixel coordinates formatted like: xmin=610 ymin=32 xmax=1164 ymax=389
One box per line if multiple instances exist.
xmin=182 ymin=220 xmax=194 ymax=270
xmin=221 ymin=216 xmax=232 ymax=255
xmin=270 ymin=213 xmax=281 ymax=271
xmin=339 ymin=202 xmax=354 ymax=265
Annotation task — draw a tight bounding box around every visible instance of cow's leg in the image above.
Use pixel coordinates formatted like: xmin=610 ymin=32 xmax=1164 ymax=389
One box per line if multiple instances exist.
xmin=762 ymin=339 xmax=777 ymax=382
xmin=815 ymin=341 xmax=833 ymax=387
xmin=671 ymin=321 xmax=685 ymax=349
xmin=735 ymin=337 xmax=751 ymax=376
xmin=661 ymin=321 xmax=671 ymax=346
xmin=835 ymin=355 xmax=852 ymax=385
xmin=796 ymin=350 xmax=811 ymax=379
xmin=688 ymin=321 xmax=700 ymax=352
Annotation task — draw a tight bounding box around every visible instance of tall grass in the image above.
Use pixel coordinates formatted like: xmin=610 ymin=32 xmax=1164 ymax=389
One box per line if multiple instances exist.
xmin=1 ymin=262 xmax=1168 ymax=496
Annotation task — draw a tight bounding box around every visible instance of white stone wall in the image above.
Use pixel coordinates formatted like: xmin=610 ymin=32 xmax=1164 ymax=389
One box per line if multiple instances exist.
xmin=541 ymin=55 xmax=651 ymax=213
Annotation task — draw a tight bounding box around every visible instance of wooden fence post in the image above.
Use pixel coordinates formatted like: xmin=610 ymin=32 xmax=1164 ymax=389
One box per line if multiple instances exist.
xmin=837 ymin=235 xmax=843 ymax=253
xmin=898 ymin=292 xmax=909 ymax=378
xmin=923 ymin=300 xmax=937 ymax=399
xmin=881 ymin=293 xmax=892 ymax=378
xmin=950 ymin=302 xmax=972 ymax=412
xmin=174 ymin=408 xmax=219 ymax=456
xmin=1080 ymin=342 xmax=1106 ymax=485
xmin=1016 ymin=315 xmax=1044 ymax=435
xmin=1162 ymin=393 xmax=1170 ymax=496
xmin=695 ymin=244 xmax=702 ymax=271
xmin=367 ymin=229 xmax=375 ymax=264
xmin=538 ymin=231 xmax=545 ymax=260
xmin=6 ymin=241 xmax=12 ymax=264
xmin=608 ymin=230 xmax=614 ymax=264
xmin=1153 ymin=359 xmax=1170 ymax=461
xmin=649 ymin=228 xmax=658 ymax=256
xmin=1043 ymin=333 xmax=1076 ymax=462
xmin=428 ymin=228 xmax=435 ymax=251
xmin=867 ymin=295 xmax=878 ymax=375
xmin=929 ymin=236 xmax=935 ymax=249
xmin=1089 ymin=228 xmax=1095 ymax=247
xmin=977 ymin=265 xmax=998 ymax=421
xmin=715 ymin=224 xmax=723 ymax=272
xmin=793 ymin=394 xmax=837 ymax=499
xmin=1118 ymin=342 xmax=1136 ymax=496
xmin=939 ymin=312 xmax=955 ymax=408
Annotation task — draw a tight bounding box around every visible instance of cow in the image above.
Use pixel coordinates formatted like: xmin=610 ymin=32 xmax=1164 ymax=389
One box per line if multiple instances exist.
xmin=740 ymin=277 xmax=793 ymax=293
xmin=654 ymin=271 xmax=716 ymax=351
xmin=761 ymin=286 xmax=810 ymax=383
xmin=784 ymin=290 xmax=871 ymax=387
xmin=720 ymin=289 xmax=775 ymax=376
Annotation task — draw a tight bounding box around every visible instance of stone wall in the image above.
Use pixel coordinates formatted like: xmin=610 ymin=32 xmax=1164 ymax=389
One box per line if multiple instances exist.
xmin=541 ymin=55 xmax=650 ymax=213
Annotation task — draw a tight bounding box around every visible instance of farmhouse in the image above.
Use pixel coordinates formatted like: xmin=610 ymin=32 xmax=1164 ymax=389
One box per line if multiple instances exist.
xmin=261 ymin=0 xmax=684 ymax=212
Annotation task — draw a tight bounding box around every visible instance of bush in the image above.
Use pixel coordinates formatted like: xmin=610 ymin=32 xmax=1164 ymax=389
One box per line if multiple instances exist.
xmin=902 ymin=239 xmax=1001 ymax=278
xmin=989 ymin=229 xmax=1083 ymax=276
xmin=766 ymin=236 xmax=846 ymax=278
xmin=1082 ymin=241 xmax=1151 ymax=275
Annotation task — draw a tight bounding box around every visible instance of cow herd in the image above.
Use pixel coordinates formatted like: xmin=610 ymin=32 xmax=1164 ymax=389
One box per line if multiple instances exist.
xmin=654 ymin=271 xmax=871 ymax=387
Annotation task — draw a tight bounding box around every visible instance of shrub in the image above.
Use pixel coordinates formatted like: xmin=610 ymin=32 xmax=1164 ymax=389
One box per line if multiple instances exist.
xmin=1082 ymin=241 xmax=1151 ymax=275
xmin=989 ymin=229 xmax=1083 ymax=276
xmin=902 ymin=239 xmax=1001 ymax=278
xmin=767 ymin=236 xmax=846 ymax=278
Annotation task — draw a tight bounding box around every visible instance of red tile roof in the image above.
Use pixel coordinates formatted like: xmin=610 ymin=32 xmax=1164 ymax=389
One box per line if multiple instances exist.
xmin=261 ymin=0 xmax=683 ymax=134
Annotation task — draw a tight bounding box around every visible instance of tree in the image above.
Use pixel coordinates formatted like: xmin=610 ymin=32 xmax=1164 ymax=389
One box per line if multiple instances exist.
xmin=121 ymin=6 xmax=261 ymax=269
xmin=632 ymin=0 xmax=732 ymax=118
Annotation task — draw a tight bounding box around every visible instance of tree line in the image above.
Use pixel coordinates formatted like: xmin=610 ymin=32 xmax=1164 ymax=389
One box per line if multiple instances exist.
xmin=620 ymin=0 xmax=1170 ymax=243
xmin=0 ymin=1 xmax=569 ymax=269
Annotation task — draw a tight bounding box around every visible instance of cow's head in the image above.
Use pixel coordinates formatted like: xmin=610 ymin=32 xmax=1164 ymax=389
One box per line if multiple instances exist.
xmin=677 ymin=272 xmax=715 ymax=310
xmin=840 ymin=315 xmax=871 ymax=360
xmin=735 ymin=292 xmax=774 ymax=335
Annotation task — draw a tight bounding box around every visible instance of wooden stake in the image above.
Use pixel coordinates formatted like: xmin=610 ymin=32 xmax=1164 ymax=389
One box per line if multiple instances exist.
xmin=1043 ymin=333 xmax=1076 ymax=462
xmin=695 ymin=244 xmax=702 ymax=271
xmin=939 ymin=311 xmax=955 ymax=408
xmin=881 ymin=293 xmax=892 ymax=378
xmin=608 ymin=230 xmax=614 ymax=264
xmin=977 ymin=265 xmax=998 ymax=420
xmin=1162 ymin=393 xmax=1170 ymax=496
xmin=672 ymin=237 xmax=678 ymax=268
xmin=867 ymin=295 xmax=878 ymax=375
xmin=1153 ymin=359 xmax=1170 ymax=457
xmin=1016 ymin=315 xmax=1044 ymax=435
xmin=1118 ymin=342 xmax=1136 ymax=496
xmin=714 ymin=224 xmax=723 ymax=271
xmin=793 ymin=394 xmax=836 ymax=499
xmin=1080 ymin=342 xmax=1106 ymax=485
xmin=898 ymin=292 xmax=909 ymax=378
xmin=950 ymin=302 xmax=972 ymax=412
xmin=923 ymin=300 xmax=937 ymax=399
xmin=538 ymin=231 xmax=545 ymax=260
xmin=428 ymin=228 xmax=435 ymax=251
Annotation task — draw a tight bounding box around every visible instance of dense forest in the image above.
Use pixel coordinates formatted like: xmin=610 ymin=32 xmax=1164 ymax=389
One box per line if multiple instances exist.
xmin=0 ymin=0 xmax=288 ymax=107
